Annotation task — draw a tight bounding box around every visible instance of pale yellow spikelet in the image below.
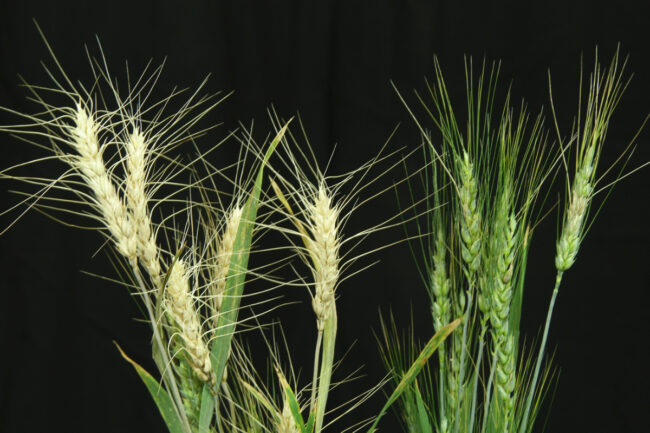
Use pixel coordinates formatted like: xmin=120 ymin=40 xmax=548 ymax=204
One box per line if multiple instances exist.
xmin=124 ymin=128 xmax=162 ymax=285
xmin=68 ymin=103 xmax=136 ymax=259
xmin=277 ymin=398 xmax=299 ymax=433
xmin=213 ymin=205 xmax=243 ymax=311
xmin=306 ymin=184 xmax=340 ymax=331
xmin=165 ymin=258 xmax=215 ymax=384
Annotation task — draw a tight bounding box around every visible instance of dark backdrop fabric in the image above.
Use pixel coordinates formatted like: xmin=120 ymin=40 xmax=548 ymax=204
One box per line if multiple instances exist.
xmin=1 ymin=1 xmax=648 ymax=432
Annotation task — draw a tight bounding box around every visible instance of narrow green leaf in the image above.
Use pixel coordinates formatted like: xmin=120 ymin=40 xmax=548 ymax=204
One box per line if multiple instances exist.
xmin=115 ymin=343 xmax=185 ymax=433
xmin=305 ymin=411 xmax=316 ymax=433
xmin=414 ymin=381 xmax=433 ymax=433
xmin=241 ymin=381 xmax=281 ymax=423
xmin=367 ymin=318 xmax=461 ymax=433
xmin=198 ymin=384 xmax=214 ymax=433
xmin=211 ymin=123 xmax=290 ymax=389
xmin=277 ymin=367 xmax=308 ymax=433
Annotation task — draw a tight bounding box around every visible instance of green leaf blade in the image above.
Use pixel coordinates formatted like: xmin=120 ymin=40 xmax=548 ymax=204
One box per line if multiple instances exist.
xmin=414 ymin=382 xmax=433 ymax=433
xmin=210 ymin=123 xmax=289 ymax=389
xmin=115 ymin=343 xmax=185 ymax=433
xmin=198 ymin=384 xmax=214 ymax=433
xmin=367 ymin=317 xmax=461 ymax=433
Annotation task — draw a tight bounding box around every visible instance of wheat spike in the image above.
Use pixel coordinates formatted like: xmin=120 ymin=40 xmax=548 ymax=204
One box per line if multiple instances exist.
xmin=305 ymin=184 xmax=341 ymax=332
xmin=458 ymin=150 xmax=482 ymax=273
xmin=431 ymin=228 xmax=451 ymax=333
xmin=165 ymin=258 xmax=215 ymax=384
xmin=124 ymin=128 xmax=162 ymax=285
xmin=555 ymin=146 xmax=595 ymax=272
xmin=212 ymin=206 xmax=244 ymax=312
xmin=67 ymin=103 xmax=136 ymax=260
xmin=277 ymin=398 xmax=300 ymax=433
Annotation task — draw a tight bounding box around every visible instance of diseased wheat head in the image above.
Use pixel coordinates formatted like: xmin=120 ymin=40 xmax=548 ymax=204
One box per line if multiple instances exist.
xmin=213 ymin=205 xmax=244 ymax=312
xmin=305 ymin=183 xmax=341 ymax=331
xmin=68 ymin=103 xmax=137 ymax=260
xmin=165 ymin=257 xmax=215 ymax=384
xmin=124 ymin=127 xmax=163 ymax=285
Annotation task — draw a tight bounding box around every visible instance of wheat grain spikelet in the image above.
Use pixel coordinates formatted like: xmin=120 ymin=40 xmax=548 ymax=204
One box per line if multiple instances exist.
xmin=165 ymin=258 xmax=215 ymax=384
xmin=431 ymin=228 xmax=451 ymax=333
xmin=213 ymin=205 xmax=244 ymax=311
xmin=489 ymin=211 xmax=518 ymax=332
xmin=494 ymin=332 xmax=516 ymax=429
xmin=458 ymin=151 xmax=481 ymax=273
xmin=124 ymin=128 xmax=162 ymax=285
xmin=306 ymin=184 xmax=340 ymax=331
xmin=555 ymin=146 xmax=595 ymax=272
xmin=277 ymin=399 xmax=299 ymax=433
xmin=68 ymin=103 xmax=136 ymax=259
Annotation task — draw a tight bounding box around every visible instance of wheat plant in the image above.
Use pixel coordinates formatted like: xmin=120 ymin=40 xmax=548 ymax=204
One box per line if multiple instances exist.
xmin=380 ymin=49 xmax=645 ymax=433
xmin=3 ymin=24 xmax=644 ymax=433
xmin=0 ymin=30 xmax=460 ymax=433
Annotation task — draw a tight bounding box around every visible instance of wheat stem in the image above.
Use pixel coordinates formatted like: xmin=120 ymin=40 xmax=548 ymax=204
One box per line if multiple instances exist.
xmin=310 ymin=330 xmax=323 ymax=413
xmin=519 ymin=272 xmax=563 ymax=433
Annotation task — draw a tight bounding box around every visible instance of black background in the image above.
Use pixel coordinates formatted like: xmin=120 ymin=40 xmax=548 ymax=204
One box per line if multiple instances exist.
xmin=1 ymin=1 xmax=649 ymax=432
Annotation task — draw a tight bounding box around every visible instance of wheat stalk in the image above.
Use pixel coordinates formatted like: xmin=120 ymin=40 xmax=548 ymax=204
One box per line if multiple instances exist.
xmin=520 ymin=50 xmax=630 ymax=433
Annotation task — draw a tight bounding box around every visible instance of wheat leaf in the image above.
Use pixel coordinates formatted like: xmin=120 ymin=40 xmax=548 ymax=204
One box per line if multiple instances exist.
xmin=367 ymin=317 xmax=461 ymax=433
xmin=414 ymin=381 xmax=433 ymax=433
xmin=198 ymin=384 xmax=214 ymax=433
xmin=210 ymin=123 xmax=289 ymax=388
xmin=115 ymin=343 xmax=185 ymax=433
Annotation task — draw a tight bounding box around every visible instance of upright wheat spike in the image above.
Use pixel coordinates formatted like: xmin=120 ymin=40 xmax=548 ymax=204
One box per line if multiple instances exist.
xmin=555 ymin=146 xmax=595 ymax=272
xmin=212 ymin=205 xmax=244 ymax=313
xmin=165 ymin=258 xmax=215 ymax=385
xmin=67 ymin=103 xmax=136 ymax=260
xmin=489 ymin=210 xmax=518 ymax=331
xmin=305 ymin=184 xmax=341 ymax=332
xmin=457 ymin=150 xmax=481 ymax=274
xmin=124 ymin=128 xmax=162 ymax=286
xmin=431 ymin=228 xmax=451 ymax=333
